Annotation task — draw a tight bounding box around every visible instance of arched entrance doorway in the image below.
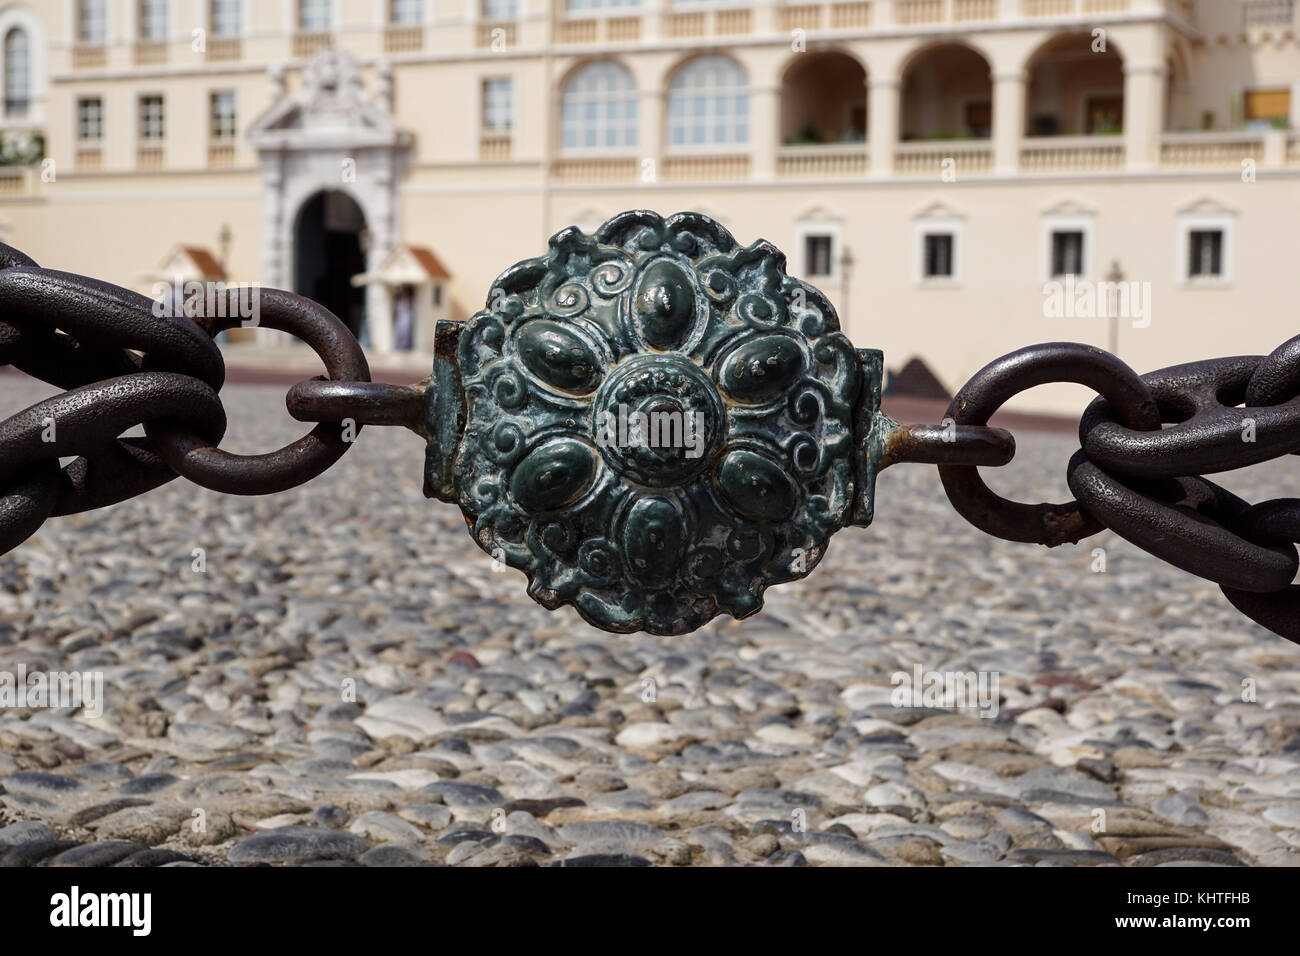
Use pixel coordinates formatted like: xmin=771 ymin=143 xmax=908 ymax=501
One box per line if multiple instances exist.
xmin=294 ymin=190 xmax=368 ymax=341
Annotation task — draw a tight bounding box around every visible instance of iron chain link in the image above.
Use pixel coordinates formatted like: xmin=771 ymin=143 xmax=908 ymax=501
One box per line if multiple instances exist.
xmin=940 ymin=337 xmax=1300 ymax=644
xmin=4 ymin=240 xmax=1299 ymax=643
xmin=0 ymin=241 xmax=370 ymax=555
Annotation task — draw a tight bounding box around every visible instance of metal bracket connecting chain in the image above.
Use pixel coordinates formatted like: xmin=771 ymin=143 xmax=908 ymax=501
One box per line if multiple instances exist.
xmin=3 ymin=226 xmax=1298 ymax=644
xmin=936 ymin=339 xmax=1300 ymax=644
xmin=0 ymin=241 xmax=371 ymax=556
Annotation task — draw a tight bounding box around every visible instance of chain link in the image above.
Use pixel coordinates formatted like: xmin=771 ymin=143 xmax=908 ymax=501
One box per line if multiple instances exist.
xmin=4 ymin=239 xmax=1298 ymax=642
xmin=0 ymin=241 xmax=370 ymax=556
xmin=940 ymin=338 xmax=1300 ymax=644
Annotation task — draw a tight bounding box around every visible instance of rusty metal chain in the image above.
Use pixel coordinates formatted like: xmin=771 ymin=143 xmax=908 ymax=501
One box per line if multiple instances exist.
xmin=939 ymin=338 xmax=1300 ymax=643
xmin=4 ymin=236 xmax=1298 ymax=643
xmin=0 ymin=240 xmax=370 ymax=555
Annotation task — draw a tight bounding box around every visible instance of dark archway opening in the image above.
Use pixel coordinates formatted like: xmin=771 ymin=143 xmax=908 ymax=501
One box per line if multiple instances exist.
xmin=780 ymin=51 xmax=867 ymax=145
xmin=294 ymin=190 xmax=367 ymax=340
xmin=900 ymin=43 xmax=993 ymax=141
xmin=1025 ymin=33 xmax=1125 ymax=136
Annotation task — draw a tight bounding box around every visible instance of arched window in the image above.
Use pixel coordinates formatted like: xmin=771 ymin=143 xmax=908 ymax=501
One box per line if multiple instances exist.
xmin=668 ymin=56 xmax=748 ymax=149
xmin=4 ymin=29 xmax=29 ymax=117
xmin=561 ymin=62 xmax=638 ymax=152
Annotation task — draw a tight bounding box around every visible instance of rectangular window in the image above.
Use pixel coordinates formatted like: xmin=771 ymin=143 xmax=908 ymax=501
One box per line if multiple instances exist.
xmin=923 ymin=233 xmax=954 ymax=279
xmin=482 ymin=0 xmax=518 ymax=18
xmin=211 ymin=0 xmax=241 ymax=36
xmin=139 ymin=0 xmax=168 ymax=40
xmin=78 ymin=97 xmax=103 ymax=140
xmin=1050 ymin=230 xmax=1085 ymax=277
xmin=210 ymin=91 xmax=237 ymax=140
xmin=1188 ymin=229 xmax=1223 ymax=278
xmin=391 ymin=0 xmax=423 ymax=23
xmin=139 ymin=95 xmax=165 ymax=141
xmin=805 ymin=235 xmax=832 ymax=278
xmin=482 ymin=78 xmax=513 ymax=133
xmin=79 ymin=0 xmax=107 ymax=44
xmin=299 ymin=0 xmax=331 ymax=31
xmin=1243 ymin=0 xmax=1297 ymax=27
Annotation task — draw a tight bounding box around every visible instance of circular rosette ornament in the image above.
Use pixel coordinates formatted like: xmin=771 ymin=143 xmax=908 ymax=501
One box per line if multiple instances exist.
xmin=452 ymin=210 xmax=866 ymax=635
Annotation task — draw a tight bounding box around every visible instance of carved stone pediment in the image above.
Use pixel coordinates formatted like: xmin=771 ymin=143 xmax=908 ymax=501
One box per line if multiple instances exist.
xmin=795 ymin=203 xmax=843 ymax=222
xmin=250 ymin=50 xmax=411 ymax=150
xmin=912 ymin=199 xmax=964 ymax=221
xmin=1041 ymin=195 xmax=1097 ymax=217
xmin=1176 ymin=194 xmax=1237 ymax=217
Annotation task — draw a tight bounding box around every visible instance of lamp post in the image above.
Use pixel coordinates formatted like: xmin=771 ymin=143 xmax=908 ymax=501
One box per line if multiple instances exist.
xmin=840 ymin=244 xmax=855 ymax=326
xmin=1105 ymin=259 xmax=1124 ymax=357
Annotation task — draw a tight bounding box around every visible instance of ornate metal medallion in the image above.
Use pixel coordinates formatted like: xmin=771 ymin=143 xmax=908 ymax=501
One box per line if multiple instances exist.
xmin=9 ymin=222 xmax=1294 ymax=642
xmin=424 ymin=211 xmax=886 ymax=634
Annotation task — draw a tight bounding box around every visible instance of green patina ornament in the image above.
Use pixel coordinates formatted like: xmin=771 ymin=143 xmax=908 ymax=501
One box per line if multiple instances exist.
xmin=425 ymin=210 xmax=886 ymax=635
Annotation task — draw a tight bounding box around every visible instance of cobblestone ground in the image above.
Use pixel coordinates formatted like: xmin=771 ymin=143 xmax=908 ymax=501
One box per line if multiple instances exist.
xmin=2 ymin=378 xmax=1299 ymax=867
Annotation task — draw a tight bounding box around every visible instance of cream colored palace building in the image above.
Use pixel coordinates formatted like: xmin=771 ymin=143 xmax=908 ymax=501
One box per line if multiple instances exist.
xmin=0 ymin=0 xmax=1298 ymax=412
